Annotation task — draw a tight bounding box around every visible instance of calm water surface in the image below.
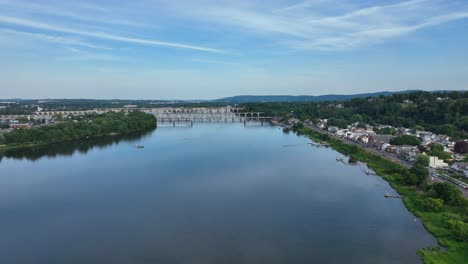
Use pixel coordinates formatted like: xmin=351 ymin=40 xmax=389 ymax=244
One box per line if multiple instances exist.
xmin=0 ymin=123 xmax=436 ymax=264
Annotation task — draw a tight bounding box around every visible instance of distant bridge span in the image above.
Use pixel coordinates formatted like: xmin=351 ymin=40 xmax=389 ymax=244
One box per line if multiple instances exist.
xmin=0 ymin=107 xmax=272 ymax=125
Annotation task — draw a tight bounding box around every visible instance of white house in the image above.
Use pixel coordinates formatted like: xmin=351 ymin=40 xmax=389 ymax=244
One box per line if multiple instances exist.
xmin=429 ymin=156 xmax=448 ymax=168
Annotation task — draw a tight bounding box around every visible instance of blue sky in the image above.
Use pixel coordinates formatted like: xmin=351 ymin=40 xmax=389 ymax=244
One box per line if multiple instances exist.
xmin=0 ymin=0 xmax=468 ymax=99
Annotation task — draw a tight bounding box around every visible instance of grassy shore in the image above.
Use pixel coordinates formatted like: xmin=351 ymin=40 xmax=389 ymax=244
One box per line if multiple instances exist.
xmin=0 ymin=128 xmax=155 ymax=153
xmin=0 ymin=142 xmax=50 ymax=152
xmin=295 ymin=126 xmax=468 ymax=264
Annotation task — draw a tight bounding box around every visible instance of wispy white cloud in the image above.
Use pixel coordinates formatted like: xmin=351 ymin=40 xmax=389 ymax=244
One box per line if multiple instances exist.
xmin=55 ymin=46 xmax=130 ymax=62
xmin=193 ymin=0 xmax=468 ymax=50
xmin=57 ymin=53 xmax=129 ymax=62
xmin=0 ymin=0 xmax=152 ymax=28
xmin=0 ymin=28 xmax=112 ymax=50
xmin=188 ymin=58 xmax=242 ymax=67
xmin=0 ymin=15 xmax=226 ymax=53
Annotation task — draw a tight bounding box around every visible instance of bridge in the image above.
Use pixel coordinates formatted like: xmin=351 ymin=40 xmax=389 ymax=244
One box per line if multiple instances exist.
xmin=0 ymin=107 xmax=272 ymax=126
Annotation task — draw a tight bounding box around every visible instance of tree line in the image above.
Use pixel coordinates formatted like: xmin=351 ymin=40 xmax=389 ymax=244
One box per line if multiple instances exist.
xmin=0 ymin=111 xmax=156 ymax=145
xmin=242 ymin=91 xmax=468 ymax=139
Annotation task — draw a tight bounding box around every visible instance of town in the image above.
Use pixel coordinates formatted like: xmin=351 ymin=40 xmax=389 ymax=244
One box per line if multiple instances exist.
xmin=279 ymin=114 xmax=468 ymax=190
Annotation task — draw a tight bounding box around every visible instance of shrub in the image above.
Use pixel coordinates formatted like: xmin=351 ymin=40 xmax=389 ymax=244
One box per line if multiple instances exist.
xmin=429 ymin=183 xmax=462 ymax=205
xmin=410 ymin=164 xmax=429 ymax=186
xmin=448 ymin=219 xmax=468 ymax=242
xmin=422 ymin=198 xmax=444 ymax=212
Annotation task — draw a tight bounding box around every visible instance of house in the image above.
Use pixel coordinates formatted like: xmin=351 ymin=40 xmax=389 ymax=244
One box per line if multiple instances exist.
xmin=315 ymin=119 xmax=328 ymax=129
xmin=452 ymin=154 xmax=466 ymax=162
xmin=386 ymin=145 xmax=397 ymax=154
xmin=429 ymin=156 xmax=448 ymax=168
xmin=381 ymin=143 xmax=391 ymax=151
xmin=328 ymin=126 xmax=339 ymax=133
xmin=397 ymin=127 xmax=411 ymax=135
xmin=336 ymin=129 xmax=349 ymax=137
xmin=397 ymin=146 xmax=419 ymax=162
xmin=358 ymin=134 xmax=370 ymax=144
xmin=417 ymin=131 xmax=433 ymax=144
xmin=451 ymin=162 xmax=468 ymax=177
xmin=10 ymin=123 xmax=31 ymax=129
xmin=369 ymin=134 xmax=394 ymax=144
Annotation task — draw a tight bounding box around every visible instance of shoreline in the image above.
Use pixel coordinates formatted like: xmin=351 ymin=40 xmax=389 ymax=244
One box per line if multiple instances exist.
xmin=0 ymin=127 xmax=156 ymax=153
xmin=274 ymin=120 xmax=467 ymax=264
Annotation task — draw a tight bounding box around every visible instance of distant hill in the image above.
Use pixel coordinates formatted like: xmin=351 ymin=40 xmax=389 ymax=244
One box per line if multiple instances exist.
xmin=212 ymin=91 xmax=420 ymax=103
xmin=2 ymin=90 xmax=463 ymax=104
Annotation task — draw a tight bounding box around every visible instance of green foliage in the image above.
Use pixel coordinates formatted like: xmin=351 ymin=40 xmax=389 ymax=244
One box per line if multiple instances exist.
xmin=415 ymin=154 xmax=430 ymax=167
xmin=327 ymin=118 xmax=348 ymax=129
xmin=374 ymin=126 xmax=397 ymax=135
xmin=390 ymin=135 xmax=421 ymax=146
xmin=427 ymin=144 xmax=452 ymax=160
xmin=429 ymin=183 xmax=462 ymax=205
xmin=435 ymin=124 xmax=456 ymax=137
xmin=242 ymin=91 xmax=468 ymax=139
xmin=1 ymin=111 xmax=156 ymax=146
xmin=413 ymin=125 xmax=425 ymax=132
xmin=410 ymin=164 xmax=429 ymax=186
xmin=292 ymin=122 xmax=304 ymax=130
xmin=422 ymin=197 xmax=444 ymax=212
xmin=448 ymin=219 xmax=468 ymax=242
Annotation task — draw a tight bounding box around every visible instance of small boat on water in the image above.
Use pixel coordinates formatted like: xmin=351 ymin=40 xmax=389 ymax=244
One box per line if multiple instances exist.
xmin=136 ymin=144 xmax=144 ymax=149
xmin=384 ymin=193 xmax=403 ymax=198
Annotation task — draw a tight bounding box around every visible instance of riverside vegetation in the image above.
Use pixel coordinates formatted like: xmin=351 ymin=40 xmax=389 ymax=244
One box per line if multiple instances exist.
xmin=243 ymin=91 xmax=468 ymax=139
xmin=291 ymin=123 xmax=467 ymax=264
xmin=0 ymin=111 xmax=156 ymax=151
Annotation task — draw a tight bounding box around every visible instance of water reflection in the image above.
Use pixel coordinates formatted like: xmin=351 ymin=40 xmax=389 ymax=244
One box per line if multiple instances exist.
xmin=0 ymin=129 xmax=154 ymax=162
xmin=0 ymin=124 xmax=436 ymax=264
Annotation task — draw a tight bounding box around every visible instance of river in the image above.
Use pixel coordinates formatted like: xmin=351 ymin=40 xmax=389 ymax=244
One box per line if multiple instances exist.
xmin=0 ymin=123 xmax=436 ymax=264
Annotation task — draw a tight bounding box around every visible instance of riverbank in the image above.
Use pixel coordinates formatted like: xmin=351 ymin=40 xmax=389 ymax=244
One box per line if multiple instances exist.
xmin=0 ymin=112 xmax=157 ymax=152
xmin=290 ymin=124 xmax=467 ymax=264
xmin=0 ymin=129 xmax=155 ymax=153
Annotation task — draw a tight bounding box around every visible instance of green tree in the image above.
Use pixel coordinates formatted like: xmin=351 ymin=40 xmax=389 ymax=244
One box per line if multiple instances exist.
xmin=427 ymin=144 xmax=452 ymax=160
xmin=328 ymin=118 xmax=348 ymax=129
xmin=448 ymin=219 xmax=468 ymax=242
xmin=410 ymin=164 xmax=428 ymax=186
xmin=390 ymin=135 xmax=421 ymax=146
xmin=422 ymin=198 xmax=444 ymax=212
xmin=415 ymin=154 xmax=430 ymax=167
xmin=413 ymin=125 xmax=425 ymax=132
xmin=429 ymin=183 xmax=462 ymax=205
xmin=2 ymin=111 xmax=156 ymax=146
xmin=436 ymin=124 xmax=455 ymax=137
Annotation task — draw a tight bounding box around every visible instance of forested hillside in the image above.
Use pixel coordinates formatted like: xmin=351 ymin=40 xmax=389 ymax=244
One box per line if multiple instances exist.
xmin=243 ymin=91 xmax=468 ymax=139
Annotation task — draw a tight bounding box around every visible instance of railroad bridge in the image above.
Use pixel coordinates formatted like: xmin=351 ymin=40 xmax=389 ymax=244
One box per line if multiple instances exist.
xmin=0 ymin=107 xmax=272 ymax=126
